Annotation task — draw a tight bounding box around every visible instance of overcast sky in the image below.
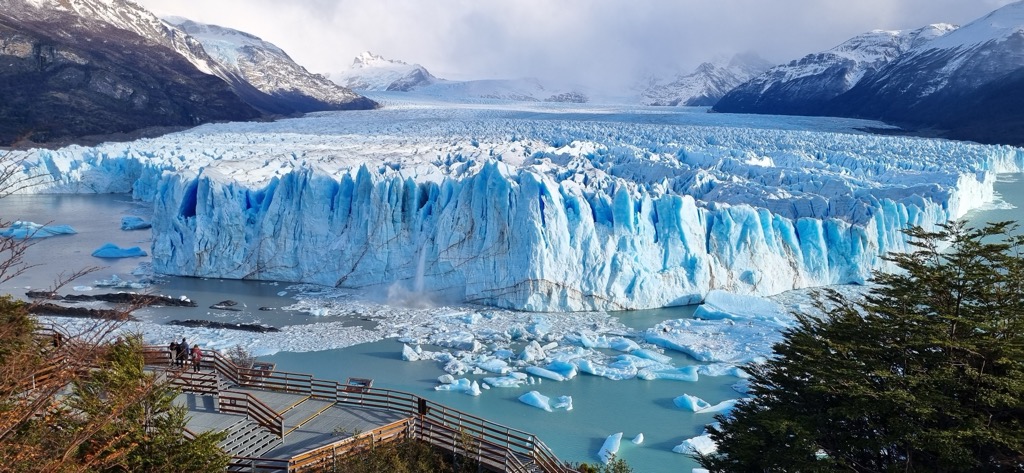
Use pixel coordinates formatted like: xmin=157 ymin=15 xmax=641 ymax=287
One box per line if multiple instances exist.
xmin=136 ymin=0 xmax=1016 ymax=90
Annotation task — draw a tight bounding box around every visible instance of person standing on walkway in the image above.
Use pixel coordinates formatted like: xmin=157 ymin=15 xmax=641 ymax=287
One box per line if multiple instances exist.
xmin=168 ymin=339 xmax=178 ymax=366
xmin=191 ymin=344 xmax=203 ymax=372
xmin=178 ymin=338 xmax=189 ymax=367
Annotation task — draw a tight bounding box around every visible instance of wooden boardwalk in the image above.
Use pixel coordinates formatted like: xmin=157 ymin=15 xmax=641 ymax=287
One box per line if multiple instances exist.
xmin=146 ymin=346 xmax=575 ymax=473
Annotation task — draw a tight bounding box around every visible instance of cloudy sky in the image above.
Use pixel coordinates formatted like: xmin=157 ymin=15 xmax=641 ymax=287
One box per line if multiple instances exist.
xmin=136 ymin=0 xmax=1015 ymax=90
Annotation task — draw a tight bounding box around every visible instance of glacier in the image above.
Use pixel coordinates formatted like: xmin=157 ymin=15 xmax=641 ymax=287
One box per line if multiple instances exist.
xmin=9 ymin=97 xmax=1024 ymax=312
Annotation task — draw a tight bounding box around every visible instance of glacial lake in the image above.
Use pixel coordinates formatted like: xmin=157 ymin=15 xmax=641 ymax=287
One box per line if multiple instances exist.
xmin=2 ymin=171 xmax=1020 ymax=472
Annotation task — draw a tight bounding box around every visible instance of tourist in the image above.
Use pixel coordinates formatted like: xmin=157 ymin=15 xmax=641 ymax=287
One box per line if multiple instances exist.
xmin=168 ymin=339 xmax=178 ymax=366
xmin=191 ymin=344 xmax=203 ymax=372
xmin=178 ymin=338 xmax=189 ymax=367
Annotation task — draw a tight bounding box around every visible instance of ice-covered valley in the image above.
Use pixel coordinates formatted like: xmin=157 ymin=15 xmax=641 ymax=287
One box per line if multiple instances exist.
xmin=12 ymin=96 xmax=1023 ymax=312
xmin=6 ymin=96 xmax=1024 ymax=470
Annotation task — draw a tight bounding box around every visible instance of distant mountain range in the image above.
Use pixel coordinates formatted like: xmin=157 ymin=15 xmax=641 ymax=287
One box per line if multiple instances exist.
xmin=0 ymin=0 xmax=374 ymax=146
xmin=715 ymin=1 xmax=1024 ymax=145
xmin=332 ymin=51 xmax=589 ymax=103
xmin=640 ymin=53 xmax=772 ymax=107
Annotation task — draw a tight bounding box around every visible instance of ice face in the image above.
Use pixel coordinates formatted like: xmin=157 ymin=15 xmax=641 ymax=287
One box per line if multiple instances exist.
xmin=10 ymin=99 xmax=1024 ymax=312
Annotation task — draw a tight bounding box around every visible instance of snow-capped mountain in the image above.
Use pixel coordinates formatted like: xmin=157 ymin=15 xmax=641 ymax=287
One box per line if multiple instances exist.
xmin=641 ymin=53 xmax=772 ymax=107
xmin=334 ymin=52 xmax=587 ymax=103
xmin=0 ymin=0 xmax=260 ymax=145
xmin=830 ymin=1 xmax=1024 ymax=144
xmin=170 ymin=19 xmax=376 ymax=113
xmin=714 ymin=25 xmax=955 ymax=115
xmin=715 ymin=1 xmax=1024 ymax=145
xmin=0 ymin=0 xmax=375 ymax=144
xmin=332 ymin=51 xmax=437 ymax=92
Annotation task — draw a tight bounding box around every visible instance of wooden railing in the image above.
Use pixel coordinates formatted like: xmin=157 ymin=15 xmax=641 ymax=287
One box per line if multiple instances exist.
xmin=142 ymin=345 xmax=576 ymax=473
xmin=219 ymin=390 xmax=284 ymax=437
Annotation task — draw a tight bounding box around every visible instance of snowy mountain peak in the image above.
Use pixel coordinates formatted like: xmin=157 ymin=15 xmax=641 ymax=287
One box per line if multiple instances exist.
xmin=352 ymin=51 xmax=408 ymax=68
xmin=641 ymin=52 xmax=771 ymax=106
xmin=924 ymin=1 xmax=1024 ymax=51
xmin=333 ymin=52 xmax=437 ymax=91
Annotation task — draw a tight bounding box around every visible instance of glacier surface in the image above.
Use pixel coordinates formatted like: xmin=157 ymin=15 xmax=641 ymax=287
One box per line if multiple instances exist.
xmin=10 ymin=98 xmax=1024 ymax=311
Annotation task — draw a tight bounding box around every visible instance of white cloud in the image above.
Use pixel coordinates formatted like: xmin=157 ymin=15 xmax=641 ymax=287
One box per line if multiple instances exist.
xmin=133 ymin=0 xmax=1016 ymax=89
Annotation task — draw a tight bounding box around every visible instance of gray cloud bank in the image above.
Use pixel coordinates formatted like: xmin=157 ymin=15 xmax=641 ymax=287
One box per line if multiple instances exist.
xmin=136 ymin=0 xmax=1015 ymax=91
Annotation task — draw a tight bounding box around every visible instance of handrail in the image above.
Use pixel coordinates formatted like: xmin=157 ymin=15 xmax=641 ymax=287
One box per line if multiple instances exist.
xmin=141 ymin=344 xmax=576 ymax=472
xmin=220 ymin=390 xmax=284 ymax=437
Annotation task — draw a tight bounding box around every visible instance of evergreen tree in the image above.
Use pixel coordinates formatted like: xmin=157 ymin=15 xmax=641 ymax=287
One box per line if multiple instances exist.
xmin=698 ymin=221 xmax=1024 ymax=472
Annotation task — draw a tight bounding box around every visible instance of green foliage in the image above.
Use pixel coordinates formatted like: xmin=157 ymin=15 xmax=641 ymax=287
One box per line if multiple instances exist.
xmin=70 ymin=335 xmax=229 ymax=472
xmin=334 ymin=437 xmax=448 ymax=473
xmin=698 ymin=221 xmax=1024 ymax=472
xmin=572 ymin=454 xmax=634 ymax=473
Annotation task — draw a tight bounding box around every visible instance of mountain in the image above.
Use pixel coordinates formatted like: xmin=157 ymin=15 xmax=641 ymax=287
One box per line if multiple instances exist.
xmin=0 ymin=0 xmax=260 ymax=145
xmin=830 ymin=2 xmax=1024 ymax=144
xmin=169 ymin=19 xmax=376 ymax=113
xmin=714 ymin=25 xmax=954 ymax=116
xmin=641 ymin=53 xmax=772 ymax=106
xmin=334 ymin=52 xmax=588 ymax=103
xmin=715 ymin=1 xmax=1024 ymax=145
xmin=0 ymin=0 xmax=376 ymax=146
xmin=332 ymin=51 xmax=437 ymax=92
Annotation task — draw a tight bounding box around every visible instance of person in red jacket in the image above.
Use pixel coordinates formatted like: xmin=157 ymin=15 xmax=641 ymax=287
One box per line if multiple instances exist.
xmin=191 ymin=344 xmax=203 ymax=372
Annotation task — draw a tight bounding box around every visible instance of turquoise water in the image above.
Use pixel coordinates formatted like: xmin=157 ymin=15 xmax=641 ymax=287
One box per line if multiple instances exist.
xmin=265 ymin=338 xmax=739 ymax=471
xmin=4 ymin=171 xmax=1022 ymax=472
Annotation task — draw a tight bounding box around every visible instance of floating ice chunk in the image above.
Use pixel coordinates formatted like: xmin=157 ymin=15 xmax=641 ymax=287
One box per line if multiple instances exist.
xmin=483 ymin=372 xmax=527 ymax=388
xmin=401 ymin=344 xmax=420 ymax=361
xmin=673 ymin=433 xmax=717 ymax=455
xmin=674 ymin=395 xmax=738 ymax=414
xmin=697 ymin=363 xmax=748 ymax=377
xmin=434 ymin=378 xmax=481 ymax=396
xmin=675 ymin=394 xmax=711 ymax=411
xmin=430 ymin=332 xmax=482 ymax=352
xmin=553 ymin=395 xmax=573 ymax=411
xmin=120 ymin=216 xmax=151 ymax=230
xmin=732 ymin=381 xmax=750 ymax=395
xmin=646 ymin=318 xmax=778 ymax=365
xmin=577 ymin=359 xmax=637 ymax=380
xmin=525 ymin=366 xmax=566 ymax=381
xmin=637 ymin=365 xmax=698 ymax=382
xmin=91 ymin=243 xmax=147 ymax=258
xmin=72 ymin=286 xmax=93 ymax=292
xmin=598 ymin=432 xmax=623 ymax=464
xmin=609 ymin=337 xmax=640 ymax=352
xmin=694 ymin=290 xmax=788 ymax=324
xmin=0 ymin=221 xmax=77 ymax=239
xmin=519 ymin=391 xmax=553 ymax=412
xmin=437 ymin=374 xmax=455 ymax=384
xmin=543 ymin=360 xmax=578 ymax=380
xmin=493 ymin=348 xmax=515 ymax=360
xmin=477 ymin=358 xmax=511 ymax=374
xmin=632 ymin=348 xmax=672 ymax=364
xmin=700 ymin=399 xmax=739 ymax=415
xmin=277 ymin=291 xmax=287 ymax=296
xmin=457 ymin=312 xmax=481 ymax=324
xmin=631 ymin=433 xmax=644 ymax=445
xmin=527 ymin=316 xmax=552 ymax=337
xmin=519 ymin=340 xmax=547 ymax=362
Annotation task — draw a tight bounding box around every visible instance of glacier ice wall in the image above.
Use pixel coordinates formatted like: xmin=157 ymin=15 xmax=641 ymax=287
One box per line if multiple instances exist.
xmin=10 ymin=102 xmax=1024 ymax=311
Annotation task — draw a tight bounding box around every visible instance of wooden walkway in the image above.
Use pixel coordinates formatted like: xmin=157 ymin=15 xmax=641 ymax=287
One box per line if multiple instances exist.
xmin=144 ymin=346 xmax=576 ymax=473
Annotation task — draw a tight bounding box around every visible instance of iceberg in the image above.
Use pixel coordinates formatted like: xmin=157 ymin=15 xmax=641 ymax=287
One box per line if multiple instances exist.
xmin=91 ymin=243 xmax=148 ymax=258
xmin=9 ymin=98 xmax=1023 ymax=312
xmin=525 ymin=366 xmax=567 ymax=381
xmin=631 ymin=433 xmax=644 ymax=445
xmin=674 ymin=433 xmax=717 ymax=456
xmin=483 ymin=372 xmax=527 ymax=388
xmin=674 ymin=394 xmax=712 ymax=412
xmin=598 ymin=432 xmax=623 ymax=464
xmin=434 ymin=378 xmax=481 ymax=396
xmin=120 ymin=216 xmax=152 ymax=230
xmin=519 ymin=390 xmax=553 ymax=412
xmin=0 ymin=221 xmax=77 ymax=238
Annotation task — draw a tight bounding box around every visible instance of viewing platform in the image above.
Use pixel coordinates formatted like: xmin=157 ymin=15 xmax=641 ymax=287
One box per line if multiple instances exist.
xmin=143 ymin=346 xmax=575 ymax=472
